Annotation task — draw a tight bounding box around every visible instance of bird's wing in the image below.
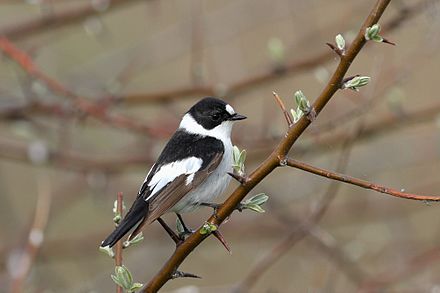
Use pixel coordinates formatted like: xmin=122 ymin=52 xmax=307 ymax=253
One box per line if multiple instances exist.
xmin=145 ymin=151 xmax=223 ymax=223
xmin=124 ymin=132 xmax=224 ymax=240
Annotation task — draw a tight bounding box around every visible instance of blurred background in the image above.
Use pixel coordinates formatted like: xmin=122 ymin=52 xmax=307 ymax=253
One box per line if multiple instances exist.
xmin=0 ymin=0 xmax=440 ymax=292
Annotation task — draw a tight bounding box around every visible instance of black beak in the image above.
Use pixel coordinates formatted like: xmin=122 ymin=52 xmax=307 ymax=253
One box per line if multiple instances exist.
xmin=229 ymin=113 xmax=247 ymax=121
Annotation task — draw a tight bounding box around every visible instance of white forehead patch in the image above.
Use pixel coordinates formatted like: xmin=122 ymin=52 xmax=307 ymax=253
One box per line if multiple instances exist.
xmin=225 ymin=104 xmax=235 ymax=115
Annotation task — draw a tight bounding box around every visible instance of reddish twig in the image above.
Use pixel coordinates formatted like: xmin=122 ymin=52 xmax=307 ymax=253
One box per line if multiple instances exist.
xmin=235 ymin=124 xmax=365 ymax=292
xmin=0 ymin=37 xmax=166 ymax=137
xmin=286 ymin=158 xmax=440 ymax=201
xmin=115 ymin=192 xmax=124 ymax=293
xmin=272 ymin=91 xmax=293 ymax=126
xmin=141 ymin=1 xmax=392 ymax=291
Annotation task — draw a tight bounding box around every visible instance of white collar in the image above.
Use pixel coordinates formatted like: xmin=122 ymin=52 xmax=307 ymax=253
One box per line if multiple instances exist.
xmin=179 ymin=113 xmax=232 ymax=143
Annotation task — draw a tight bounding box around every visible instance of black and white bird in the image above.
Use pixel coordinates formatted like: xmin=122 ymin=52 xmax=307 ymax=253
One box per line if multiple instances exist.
xmin=101 ymin=97 xmax=246 ymax=248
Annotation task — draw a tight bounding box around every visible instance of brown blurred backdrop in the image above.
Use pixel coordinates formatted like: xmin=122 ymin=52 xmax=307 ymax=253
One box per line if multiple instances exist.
xmin=0 ymin=0 xmax=440 ymax=292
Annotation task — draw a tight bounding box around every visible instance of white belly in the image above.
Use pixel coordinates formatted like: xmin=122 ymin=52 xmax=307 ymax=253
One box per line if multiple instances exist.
xmin=171 ymin=141 xmax=233 ymax=213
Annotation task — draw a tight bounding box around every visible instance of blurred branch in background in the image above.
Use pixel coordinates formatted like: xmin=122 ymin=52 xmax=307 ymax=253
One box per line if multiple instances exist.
xmin=235 ymin=123 xmax=365 ymax=292
xmin=0 ymin=37 xmax=171 ymax=137
xmin=119 ymin=0 xmax=426 ymax=105
xmin=0 ymin=0 xmax=143 ymax=40
xmin=9 ymin=173 xmax=51 ymax=293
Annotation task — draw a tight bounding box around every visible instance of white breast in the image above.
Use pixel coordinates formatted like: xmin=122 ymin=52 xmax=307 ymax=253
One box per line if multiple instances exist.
xmin=171 ymin=139 xmax=233 ymax=213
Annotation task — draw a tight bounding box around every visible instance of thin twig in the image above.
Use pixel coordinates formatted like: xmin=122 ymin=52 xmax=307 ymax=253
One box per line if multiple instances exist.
xmin=235 ymin=123 xmax=365 ymax=292
xmin=141 ymin=1 xmax=392 ymax=291
xmin=10 ymin=173 xmax=52 ymax=293
xmin=272 ymin=91 xmax=293 ymax=126
xmin=286 ymin=158 xmax=440 ymax=201
xmin=115 ymin=192 xmax=124 ymax=293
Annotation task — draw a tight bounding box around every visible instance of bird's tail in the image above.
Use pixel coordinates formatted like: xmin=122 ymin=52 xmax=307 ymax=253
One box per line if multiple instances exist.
xmin=101 ymin=197 xmax=148 ymax=248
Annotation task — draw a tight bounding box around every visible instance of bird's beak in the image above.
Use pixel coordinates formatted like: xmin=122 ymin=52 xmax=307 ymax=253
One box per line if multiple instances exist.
xmin=229 ymin=113 xmax=247 ymax=121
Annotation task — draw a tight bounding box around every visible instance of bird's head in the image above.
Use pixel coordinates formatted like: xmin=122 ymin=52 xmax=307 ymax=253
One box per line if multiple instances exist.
xmin=180 ymin=97 xmax=246 ymax=141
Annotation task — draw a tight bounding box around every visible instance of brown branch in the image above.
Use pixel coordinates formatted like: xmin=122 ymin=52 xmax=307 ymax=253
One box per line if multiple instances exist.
xmin=141 ymin=1 xmax=392 ymax=291
xmin=235 ymin=124 xmax=366 ymax=292
xmin=121 ymin=1 xmax=424 ymax=106
xmin=286 ymin=158 xmax=440 ymax=201
xmin=0 ymin=37 xmax=166 ymax=137
xmin=10 ymin=174 xmax=52 ymax=293
xmin=0 ymin=0 xmax=143 ymax=40
xmin=115 ymin=192 xmax=124 ymax=293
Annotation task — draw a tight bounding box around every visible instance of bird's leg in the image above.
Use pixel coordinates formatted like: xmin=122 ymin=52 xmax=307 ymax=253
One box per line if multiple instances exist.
xmin=176 ymin=213 xmax=194 ymax=240
xmin=157 ymin=217 xmax=181 ymax=245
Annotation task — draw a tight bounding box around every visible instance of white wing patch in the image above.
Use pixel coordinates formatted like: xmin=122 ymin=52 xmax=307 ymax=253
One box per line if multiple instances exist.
xmin=144 ymin=157 xmax=203 ymax=201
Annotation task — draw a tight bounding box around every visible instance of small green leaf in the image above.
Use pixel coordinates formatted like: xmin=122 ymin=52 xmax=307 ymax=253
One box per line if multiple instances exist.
xmin=294 ymin=90 xmax=305 ymax=107
xmin=130 ymin=283 xmax=144 ymax=292
xmin=113 ymin=265 xmax=133 ymax=290
xmin=111 ymin=274 xmax=125 ymax=288
xmin=244 ymin=203 xmax=265 ymax=213
xmin=176 ymin=217 xmax=185 ymax=235
xmin=372 ymin=35 xmax=383 ymax=43
xmin=246 ymin=193 xmax=269 ymax=206
xmin=290 ymin=107 xmax=303 ymax=124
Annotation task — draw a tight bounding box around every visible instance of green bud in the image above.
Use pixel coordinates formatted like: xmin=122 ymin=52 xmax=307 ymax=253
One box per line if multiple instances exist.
xmin=335 ymin=34 xmax=345 ymax=51
xmin=232 ymin=145 xmax=246 ymax=176
xmin=113 ymin=266 xmax=133 ymax=290
xmin=365 ymin=24 xmax=382 ymax=42
xmin=200 ymin=222 xmax=218 ymax=235
xmin=343 ymin=76 xmax=370 ymax=91
xmin=113 ymin=213 xmax=121 ymax=225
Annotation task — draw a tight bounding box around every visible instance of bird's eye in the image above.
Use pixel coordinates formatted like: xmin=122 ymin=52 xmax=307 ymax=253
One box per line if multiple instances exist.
xmin=212 ymin=113 xmax=221 ymax=121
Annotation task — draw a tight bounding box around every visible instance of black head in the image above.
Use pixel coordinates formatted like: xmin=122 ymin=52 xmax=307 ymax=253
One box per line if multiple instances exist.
xmin=187 ymin=97 xmax=246 ymax=130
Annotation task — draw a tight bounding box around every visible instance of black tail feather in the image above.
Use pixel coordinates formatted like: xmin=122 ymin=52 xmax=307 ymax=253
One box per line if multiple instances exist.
xmin=101 ymin=198 xmax=148 ymax=248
